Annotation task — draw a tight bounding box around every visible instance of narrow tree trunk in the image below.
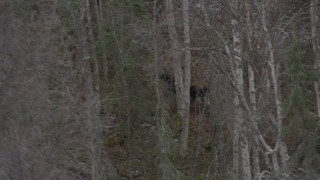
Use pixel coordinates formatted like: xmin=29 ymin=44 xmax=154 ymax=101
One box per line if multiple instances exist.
xmin=95 ymin=2 xmax=108 ymax=117
xmin=261 ymin=3 xmax=281 ymax=175
xmin=261 ymin=1 xmax=289 ymax=175
xmin=230 ymin=0 xmax=251 ymax=179
xmin=82 ymin=0 xmax=98 ymax=92
xmin=181 ymin=0 xmax=191 ymax=158
xmin=119 ymin=2 xmax=133 ymax=178
xmin=232 ymin=111 xmax=240 ymax=180
xmin=165 ymin=0 xmax=182 ymax=109
xmin=244 ymin=0 xmax=260 ymax=177
xmin=80 ymin=1 xmax=104 ymax=179
xmin=193 ymin=106 xmax=206 ymax=180
xmin=165 ymin=0 xmax=191 ymax=157
xmin=311 ymin=0 xmax=320 ymax=123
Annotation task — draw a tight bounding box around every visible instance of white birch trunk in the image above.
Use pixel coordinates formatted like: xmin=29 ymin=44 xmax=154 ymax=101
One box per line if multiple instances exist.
xmin=261 ymin=4 xmax=280 ymax=175
xmin=261 ymin=1 xmax=289 ymax=175
xmin=165 ymin=0 xmax=183 ymax=115
xmin=165 ymin=0 xmax=191 ymax=157
xmin=244 ymin=0 xmax=260 ymax=176
xmin=231 ymin=0 xmax=251 ymax=179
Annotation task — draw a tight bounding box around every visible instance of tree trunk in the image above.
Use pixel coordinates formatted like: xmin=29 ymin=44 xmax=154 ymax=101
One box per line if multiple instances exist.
xmin=193 ymin=106 xmax=206 ymax=180
xmin=80 ymin=1 xmax=105 ymax=178
xmin=230 ymin=0 xmax=251 ymax=179
xmin=261 ymin=1 xmax=289 ymax=175
xmin=261 ymin=3 xmax=281 ymax=175
xmin=180 ymin=0 xmax=191 ymax=158
xmin=94 ymin=1 xmax=108 ymax=117
xmin=244 ymin=0 xmax=260 ymax=177
xmin=165 ymin=0 xmax=191 ymax=157
xmin=311 ymin=0 xmax=320 ymax=123
xmin=81 ymin=0 xmax=98 ymax=93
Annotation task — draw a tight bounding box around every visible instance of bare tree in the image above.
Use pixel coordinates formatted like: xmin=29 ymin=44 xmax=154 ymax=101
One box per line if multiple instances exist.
xmin=165 ymin=0 xmax=191 ymax=157
xmin=229 ymin=0 xmax=251 ymax=179
xmin=259 ymin=0 xmax=289 ymax=176
xmin=181 ymin=0 xmax=192 ymax=158
xmin=311 ymin=0 xmax=320 ymax=123
xmin=244 ymin=0 xmax=260 ymax=177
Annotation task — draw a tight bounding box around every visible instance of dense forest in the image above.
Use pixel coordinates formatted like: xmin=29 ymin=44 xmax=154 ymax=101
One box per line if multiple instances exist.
xmin=1 ymin=0 xmax=320 ymax=179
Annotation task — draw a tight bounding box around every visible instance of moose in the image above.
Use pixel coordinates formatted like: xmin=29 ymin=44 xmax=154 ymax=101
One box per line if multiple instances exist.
xmin=159 ymin=73 xmax=208 ymax=101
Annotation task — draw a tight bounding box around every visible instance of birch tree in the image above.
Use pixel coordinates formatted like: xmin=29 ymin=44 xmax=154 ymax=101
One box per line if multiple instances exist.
xmin=244 ymin=0 xmax=260 ymax=177
xmin=259 ymin=0 xmax=289 ymax=176
xmin=165 ymin=0 xmax=191 ymax=157
xmin=230 ymin=0 xmax=251 ymax=179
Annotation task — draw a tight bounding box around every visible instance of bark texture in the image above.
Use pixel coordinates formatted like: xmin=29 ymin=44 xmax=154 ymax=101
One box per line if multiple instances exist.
xmin=165 ymin=0 xmax=191 ymax=157
xmin=311 ymin=0 xmax=320 ymax=122
xmin=230 ymin=0 xmax=251 ymax=179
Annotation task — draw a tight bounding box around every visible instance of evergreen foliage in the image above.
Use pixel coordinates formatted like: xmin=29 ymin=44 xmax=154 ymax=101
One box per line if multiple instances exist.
xmin=283 ymin=39 xmax=320 ymax=171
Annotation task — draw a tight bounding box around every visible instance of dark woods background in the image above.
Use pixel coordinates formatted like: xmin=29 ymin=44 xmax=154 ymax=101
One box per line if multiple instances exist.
xmin=0 ymin=0 xmax=319 ymax=180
